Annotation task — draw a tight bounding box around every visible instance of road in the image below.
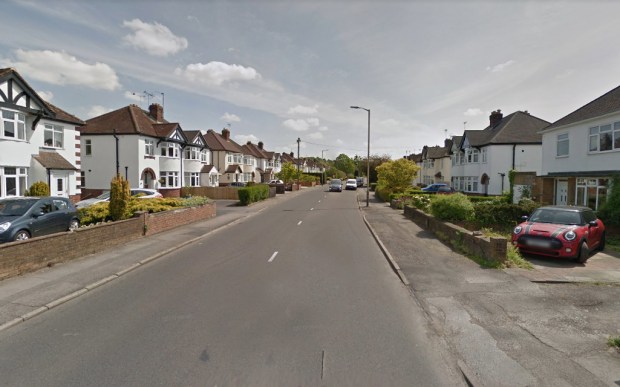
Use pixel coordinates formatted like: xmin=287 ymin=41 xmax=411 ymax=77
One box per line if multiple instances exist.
xmin=0 ymin=187 xmax=463 ymax=386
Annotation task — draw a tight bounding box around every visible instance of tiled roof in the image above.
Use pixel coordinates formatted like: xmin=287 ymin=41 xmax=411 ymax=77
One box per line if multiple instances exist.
xmin=184 ymin=130 xmax=207 ymax=147
xmin=81 ymin=104 xmax=176 ymax=138
xmin=225 ymin=164 xmax=242 ymax=173
xmin=44 ymin=101 xmax=84 ymax=125
xmin=201 ymin=165 xmax=217 ymax=173
xmin=33 ymin=151 xmax=77 ymax=170
xmin=544 ymin=84 xmax=620 ymax=130
xmin=203 ymin=129 xmax=245 ymax=153
xmin=465 ymin=111 xmax=549 ymax=146
xmin=242 ymin=142 xmax=270 ymax=159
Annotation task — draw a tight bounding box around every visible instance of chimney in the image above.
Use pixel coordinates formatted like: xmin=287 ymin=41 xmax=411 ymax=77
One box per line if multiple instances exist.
xmin=247 ymin=141 xmax=252 ymax=145
xmin=290 ymin=152 xmax=294 ymax=157
xmin=489 ymin=109 xmax=503 ymax=127
xmin=444 ymin=138 xmax=451 ymax=148
xmin=258 ymin=141 xmax=264 ymax=150
xmin=149 ymin=103 xmax=164 ymax=122
xmin=222 ymin=128 xmax=230 ymax=141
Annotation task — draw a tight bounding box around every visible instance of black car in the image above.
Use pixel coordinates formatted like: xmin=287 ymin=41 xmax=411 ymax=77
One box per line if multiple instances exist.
xmin=0 ymin=197 xmax=79 ymax=243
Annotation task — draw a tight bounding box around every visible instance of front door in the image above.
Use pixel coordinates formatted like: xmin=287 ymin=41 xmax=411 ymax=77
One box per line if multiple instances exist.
xmin=51 ymin=172 xmax=69 ymax=197
xmin=556 ymin=180 xmax=568 ymax=205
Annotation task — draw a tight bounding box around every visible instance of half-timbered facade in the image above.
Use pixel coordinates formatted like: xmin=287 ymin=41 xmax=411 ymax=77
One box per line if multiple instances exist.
xmin=0 ymin=68 xmax=83 ymax=200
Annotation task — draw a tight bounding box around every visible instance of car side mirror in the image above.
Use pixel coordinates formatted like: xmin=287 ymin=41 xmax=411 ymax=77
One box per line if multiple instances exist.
xmin=521 ymin=215 xmax=529 ymax=221
xmin=32 ymin=211 xmax=45 ymax=218
xmin=588 ymin=220 xmax=598 ymax=227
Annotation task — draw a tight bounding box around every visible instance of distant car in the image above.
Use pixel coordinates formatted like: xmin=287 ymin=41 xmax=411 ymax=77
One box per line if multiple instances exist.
xmin=345 ymin=179 xmax=358 ymax=190
xmin=328 ymin=179 xmax=342 ymax=192
xmin=422 ymin=183 xmax=447 ymax=193
xmin=229 ymin=182 xmax=247 ymax=187
xmin=0 ymin=197 xmax=79 ymax=243
xmin=512 ymin=205 xmax=606 ymax=263
xmin=437 ymin=186 xmax=456 ymax=194
xmin=356 ymin=177 xmax=365 ymax=187
xmin=76 ymin=189 xmax=162 ymax=208
xmin=269 ymin=179 xmax=284 ymax=185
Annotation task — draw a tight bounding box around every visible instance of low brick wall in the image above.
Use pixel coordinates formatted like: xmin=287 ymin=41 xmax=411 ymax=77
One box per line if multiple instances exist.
xmin=0 ymin=202 xmax=216 ymax=281
xmin=403 ymin=205 xmax=506 ymax=263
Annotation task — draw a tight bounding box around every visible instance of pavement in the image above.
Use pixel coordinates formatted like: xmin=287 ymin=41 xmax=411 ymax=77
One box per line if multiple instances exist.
xmin=1 ymin=186 xmax=619 ymax=385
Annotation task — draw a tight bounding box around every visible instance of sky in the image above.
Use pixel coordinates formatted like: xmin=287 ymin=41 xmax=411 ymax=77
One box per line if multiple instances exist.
xmin=3 ymin=0 xmax=620 ymax=160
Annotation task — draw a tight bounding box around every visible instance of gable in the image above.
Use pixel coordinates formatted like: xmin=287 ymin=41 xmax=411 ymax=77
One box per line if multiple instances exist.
xmin=169 ymin=128 xmax=185 ymax=142
xmin=0 ymin=69 xmax=52 ymax=115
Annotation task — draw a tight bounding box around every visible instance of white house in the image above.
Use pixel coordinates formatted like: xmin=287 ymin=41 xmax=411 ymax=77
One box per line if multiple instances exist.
xmin=80 ymin=103 xmax=217 ymax=197
xmin=203 ymin=128 xmax=246 ymax=185
xmin=452 ymin=110 xmax=550 ymax=196
xmin=0 ymin=68 xmax=83 ymax=200
xmin=539 ymin=85 xmax=620 ymax=210
xmin=420 ymin=139 xmax=452 ymax=186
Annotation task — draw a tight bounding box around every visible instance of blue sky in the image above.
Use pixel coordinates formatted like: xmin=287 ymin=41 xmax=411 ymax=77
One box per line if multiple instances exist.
xmin=3 ymin=0 xmax=620 ymax=159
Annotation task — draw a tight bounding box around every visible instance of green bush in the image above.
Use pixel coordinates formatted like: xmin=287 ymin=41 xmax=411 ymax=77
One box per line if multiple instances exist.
xmin=404 ymin=195 xmax=432 ymax=212
xmin=374 ymin=185 xmax=393 ymax=202
xmin=109 ymin=175 xmax=130 ymax=221
xmin=430 ymin=193 xmax=475 ymax=222
xmin=26 ymin=181 xmax=50 ymax=196
xmin=468 ymin=195 xmax=498 ymax=203
xmin=473 ymin=199 xmax=540 ymax=231
xmin=597 ymin=176 xmax=620 ymax=226
xmin=238 ymin=184 xmax=270 ymax=205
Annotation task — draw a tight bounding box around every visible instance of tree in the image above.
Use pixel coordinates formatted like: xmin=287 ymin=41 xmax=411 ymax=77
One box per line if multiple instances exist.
xmin=376 ymin=158 xmax=419 ymax=193
xmin=276 ymin=162 xmax=297 ymax=183
xmin=334 ymin=154 xmax=355 ymax=176
xmin=109 ymin=174 xmax=130 ymax=221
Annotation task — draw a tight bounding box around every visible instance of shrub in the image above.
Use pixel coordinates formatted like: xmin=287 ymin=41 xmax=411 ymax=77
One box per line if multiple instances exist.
xmin=405 ymin=195 xmax=432 ymax=212
xmin=109 ymin=175 xmax=130 ymax=221
xmin=238 ymin=184 xmax=270 ymax=205
xmin=473 ymin=199 xmax=540 ymax=231
xmin=597 ymin=176 xmax=620 ymax=227
xmin=374 ymin=185 xmax=393 ymax=202
xmin=430 ymin=193 xmax=474 ymax=222
xmin=26 ymin=181 xmax=50 ymax=196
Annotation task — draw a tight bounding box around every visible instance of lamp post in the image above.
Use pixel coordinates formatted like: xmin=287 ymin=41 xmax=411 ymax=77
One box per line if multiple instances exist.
xmin=350 ymin=106 xmax=370 ymax=207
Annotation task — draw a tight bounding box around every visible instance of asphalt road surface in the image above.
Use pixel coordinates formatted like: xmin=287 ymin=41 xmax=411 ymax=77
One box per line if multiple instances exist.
xmin=0 ymin=187 xmax=463 ymax=386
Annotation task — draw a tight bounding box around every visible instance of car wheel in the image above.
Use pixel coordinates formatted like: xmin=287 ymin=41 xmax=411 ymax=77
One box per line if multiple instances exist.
xmin=14 ymin=230 xmax=30 ymax=241
xmin=69 ymin=219 xmax=80 ymax=231
xmin=598 ymin=231 xmax=606 ymax=251
xmin=577 ymin=241 xmax=590 ymax=264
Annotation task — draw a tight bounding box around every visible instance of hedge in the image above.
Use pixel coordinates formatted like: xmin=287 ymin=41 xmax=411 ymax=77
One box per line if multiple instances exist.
xmin=238 ymin=184 xmax=270 ymax=205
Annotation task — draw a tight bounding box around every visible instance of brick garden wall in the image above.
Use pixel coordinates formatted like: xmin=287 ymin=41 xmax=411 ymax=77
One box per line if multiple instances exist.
xmin=403 ymin=205 xmax=507 ymax=263
xmin=0 ymin=202 xmax=216 ymax=281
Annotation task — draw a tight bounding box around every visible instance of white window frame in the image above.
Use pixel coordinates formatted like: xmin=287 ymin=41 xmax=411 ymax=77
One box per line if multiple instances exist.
xmin=184 ymin=172 xmax=200 ymax=187
xmin=556 ymin=133 xmax=569 ymax=157
xmin=481 ymin=148 xmax=487 ymax=163
xmin=85 ymin=139 xmax=92 ymax=156
xmin=44 ymin=124 xmax=64 ymax=148
xmin=200 ymin=149 xmax=208 ymax=162
xmin=160 ymin=171 xmax=179 ymax=187
xmin=145 ymin=139 xmax=154 ymax=156
xmin=1 ymin=167 xmax=28 ymax=197
xmin=1 ymin=110 xmax=26 ymax=140
xmin=185 ymin=147 xmax=200 ymax=160
xmin=588 ymin=122 xmax=620 ymax=153
xmin=160 ymin=142 xmax=179 ymax=158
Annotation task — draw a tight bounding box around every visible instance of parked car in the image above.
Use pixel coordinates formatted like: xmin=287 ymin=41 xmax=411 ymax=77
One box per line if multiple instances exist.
xmin=421 ymin=183 xmax=447 ymax=193
xmin=269 ymin=179 xmax=284 ymax=185
xmin=356 ymin=177 xmax=365 ymax=187
xmin=328 ymin=179 xmax=343 ymax=192
xmin=0 ymin=197 xmax=79 ymax=243
xmin=437 ymin=186 xmax=456 ymax=194
xmin=75 ymin=189 xmax=162 ymax=208
xmin=512 ymin=205 xmax=605 ymax=263
xmin=345 ymin=179 xmax=358 ymax=190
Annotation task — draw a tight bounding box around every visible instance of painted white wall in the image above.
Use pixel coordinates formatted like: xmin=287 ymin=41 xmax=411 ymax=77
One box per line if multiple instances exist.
xmin=81 ymin=134 xmax=141 ymax=189
xmin=541 ymin=112 xmax=620 ymax=175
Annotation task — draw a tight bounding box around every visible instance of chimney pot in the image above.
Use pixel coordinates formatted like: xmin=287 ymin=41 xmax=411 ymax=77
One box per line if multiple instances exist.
xmin=489 ymin=109 xmax=503 ymax=127
xmin=222 ymin=128 xmax=230 ymax=140
xmin=258 ymin=141 xmax=263 ymax=150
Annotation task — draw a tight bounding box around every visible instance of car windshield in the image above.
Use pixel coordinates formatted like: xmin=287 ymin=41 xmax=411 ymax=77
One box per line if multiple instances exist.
xmin=96 ymin=192 xmax=111 ymax=200
xmin=0 ymin=199 xmax=38 ymax=216
xmin=331 ymin=179 xmax=341 ymax=184
xmin=530 ymin=209 xmax=582 ymax=225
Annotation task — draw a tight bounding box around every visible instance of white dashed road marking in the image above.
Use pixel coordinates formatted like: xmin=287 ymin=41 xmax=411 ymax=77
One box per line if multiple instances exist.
xmin=268 ymin=251 xmax=279 ymax=263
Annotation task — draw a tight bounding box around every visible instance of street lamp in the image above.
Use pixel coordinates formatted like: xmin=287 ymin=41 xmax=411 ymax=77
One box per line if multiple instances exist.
xmin=350 ymin=106 xmax=370 ymax=207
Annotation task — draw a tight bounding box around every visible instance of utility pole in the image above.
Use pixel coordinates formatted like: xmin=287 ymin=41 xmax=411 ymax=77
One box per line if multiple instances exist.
xmin=297 ymin=137 xmax=301 ymax=184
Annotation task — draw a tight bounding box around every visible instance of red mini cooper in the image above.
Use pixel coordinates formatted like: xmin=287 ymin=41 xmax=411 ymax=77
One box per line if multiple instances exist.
xmin=512 ymin=205 xmax=605 ymax=263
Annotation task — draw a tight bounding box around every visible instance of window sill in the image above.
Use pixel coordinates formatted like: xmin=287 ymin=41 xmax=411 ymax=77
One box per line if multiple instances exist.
xmin=144 ymin=155 xmax=156 ymax=159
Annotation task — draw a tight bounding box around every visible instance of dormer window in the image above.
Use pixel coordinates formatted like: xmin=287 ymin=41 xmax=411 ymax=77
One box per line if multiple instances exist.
xmin=2 ymin=110 xmax=26 ymax=140
xmin=44 ymin=124 xmax=63 ymax=148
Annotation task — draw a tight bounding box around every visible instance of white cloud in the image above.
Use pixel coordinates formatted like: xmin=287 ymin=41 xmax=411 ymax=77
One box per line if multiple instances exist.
xmin=175 ymin=62 xmax=261 ymax=86
xmin=282 ymin=117 xmax=320 ymax=132
xmin=307 ymin=132 xmax=324 ymax=140
xmin=288 ymin=104 xmax=318 ymax=115
xmin=122 ymin=19 xmax=188 ymax=57
xmin=318 ymin=126 xmax=328 ymax=132
xmin=464 ymin=108 xmax=484 ymax=117
xmin=87 ymin=105 xmax=112 ymax=118
xmin=37 ymin=90 xmax=54 ymax=102
xmin=221 ymin=112 xmax=241 ymax=122
xmin=336 ymin=139 xmax=344 ymax=145
xmin=486 ymin=60 xmax=515 ymax=73
xmin=379 ymin=118 xmax=400 ymax=128
xmin=7 ymin=49 xmax=120 ymax=90
xmin=235 ymin=134 xmax=259 ymax=143
xmin=124 ymin=91 xmax=143 ymax=102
